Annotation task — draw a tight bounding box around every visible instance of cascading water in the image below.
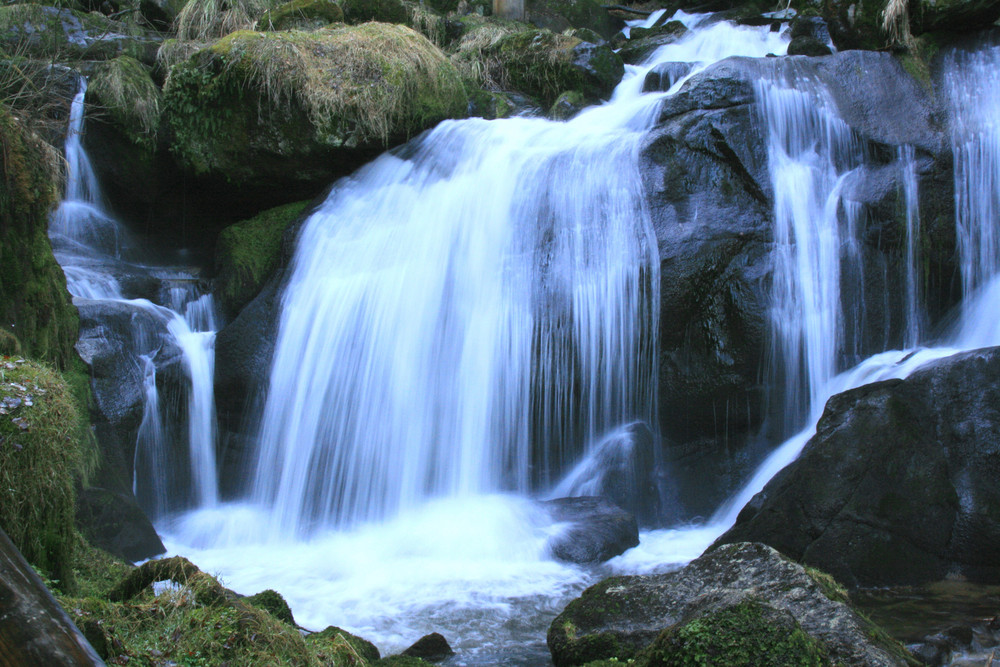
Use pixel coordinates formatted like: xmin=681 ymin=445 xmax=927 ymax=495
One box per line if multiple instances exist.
xmin=162 ymin=13 xmax=791 ymax=663
xmin=50 ymin=80 xmax=221 ymax=516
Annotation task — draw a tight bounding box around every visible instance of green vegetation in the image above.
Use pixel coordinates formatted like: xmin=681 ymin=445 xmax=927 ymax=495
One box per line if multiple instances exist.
xmin=176 ymin=0 xmax=277 ymax=41
xmin=87 ymin=56 xmax=162 ymax=151
xmin=0 ymin=105 xmax=79 ymax=368
xmin=259 ymin=0 xmax=344 ymax=31
xmin=0 ymin=357 xmax=97 ymax=591
xmin=639 ymin=600 xmax=830 ymax=667
xmin=215 ymin=200 xmax=308 ymax=317
xmin=162 ymin=24 xmax=468 ymax=182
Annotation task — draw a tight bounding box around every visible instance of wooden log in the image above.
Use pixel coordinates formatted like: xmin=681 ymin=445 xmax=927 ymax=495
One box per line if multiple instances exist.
xmin=0 ymin=527 xmax=104 ymax=666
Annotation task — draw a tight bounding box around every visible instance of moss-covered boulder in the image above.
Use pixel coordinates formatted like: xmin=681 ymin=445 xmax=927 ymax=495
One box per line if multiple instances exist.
xmin=162 ymin=24 xmax=468 ymax=194
xmin=0 ymin=357 xmax=96 ymax=591
xmin=214 ymin=200 xmax=309 ymax=319
xmin=0 ymin=105 xmax=78 ymax=368
xmin=341 ymin=0 xmax=408 ymax=24
xmin=308 ymin=625 xmax=382 ymax=662
xmin=86 ymin=56 xmax=161 ymax=153
xmin=260 ymin=0 xmax=344 ymax=31
xmin=0 ymin=4 xmax=159 ymax=64
xmin=547 ymin=542 xmax=917 ymax=667
xmin=476 ymin=28 xmax=622 ymax=107
xmin=526 ymin=0 xmax=617 ymax=39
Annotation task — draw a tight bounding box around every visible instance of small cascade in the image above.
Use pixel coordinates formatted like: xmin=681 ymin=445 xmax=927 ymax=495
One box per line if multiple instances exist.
xmin=757 ymin=78 xmax=865 ymax=431
xmin=50 ymin=78 xmax=221 ymax=518
xmin=899 ymin=145 xmax=924 ymax=348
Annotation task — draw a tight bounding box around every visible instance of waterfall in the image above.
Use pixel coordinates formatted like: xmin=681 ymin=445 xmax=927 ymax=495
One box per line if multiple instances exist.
xmin=50 ymin=79 xmax=221 ymax=516
xmin=899 ymin=145 xmax=924 ymax=348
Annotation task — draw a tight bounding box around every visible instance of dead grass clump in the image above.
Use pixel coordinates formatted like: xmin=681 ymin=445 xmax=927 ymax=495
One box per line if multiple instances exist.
xmin=450 ymin=18 xmax=520 ymax=89
xmin=175 ymin=0 xmax=276 ymax=42
xmin=882 ymin=0 xmax=912 ymax=48
xmin=88 ymin=55 xmax=162 ymax=147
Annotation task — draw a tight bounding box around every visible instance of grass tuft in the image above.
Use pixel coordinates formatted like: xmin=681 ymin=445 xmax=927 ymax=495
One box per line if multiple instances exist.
xmin=175 ymin=0 xmax=277 ymax=42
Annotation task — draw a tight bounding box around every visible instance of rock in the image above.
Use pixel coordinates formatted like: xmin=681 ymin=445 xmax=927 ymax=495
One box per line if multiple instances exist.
xmin=402 ymin=632 xmax=454 ymax=662
xmin=0 ymin=4 xmax=160 ymax=64
xmin=552 ymin=422 xmax=662 ymax=525
xmin=340 ymin=0 xmax=408 ymax=24
xmin=547 ymin=541 xmax=915 ymax=667
xmin=641 ymin=49 xmax=954 ymax=518
xmin=641 ymin=61 xmax=692 ymax=93
xmin=214 ymin=200 xmax=312 ymax=320
xmin=527 ymin=0 xmax=618 ymax=40
xmin=259 ymin=0 xmax=344 ymax=30
xmin=75 ymin=487 xmax=165 ymax=563
xmin=714 ymin=347 xmax=1000 ymax=588
xmin=476 ymin=28 xmax=623 ymax=107
xmin=0 ymin=527 xmax=104 ymax=667
xmin=245 ymin=589 xmax=296 ymax=625
xmin=542 ymin=496 xmax=639 ymax=563
xmin=617 ymin=20 xmax=688 ymax=65
xmin=0 ymin=105 xmax=78 ymax=369
xmin=310 ymin=626 xmax=381 ymax=662
xmin=789 ymin=15 xmax=831 ymax=45
xmin=162 ymin=24 xmax=468 ymax=198
xmin=139 ymin=0 xmax=188 ymax=30
xmin=787 ymin=35 xmax=832 ymax=56
xmin=549 ymin=90 xmax=586 ymax=120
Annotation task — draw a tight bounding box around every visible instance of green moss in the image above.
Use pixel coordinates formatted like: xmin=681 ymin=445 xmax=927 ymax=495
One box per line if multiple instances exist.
xmin=0 ymin=105 xmax=78 ymax=369
xmin=215 ymin=200 xmax=308 ymax=317
xmin=340 ymin=0 xmax=408 ymax=24
xmin=260 ymin=0 xmax=344 ymax=31
xmin=0 ymin=357 xmax=96 ymax=592
xmin=246 ymin=588 xmax=296 ymax=626
xmin=163 ymin=25 xmax=468 ymax=183
xmin=550 ymin=89 xmax=585 ymax=120
xmin=87 ymin=56 xmax=162 ymax=152
xmin=639 ymin=600 xmax=830 ymax=666
xmin=804 ymin=566 xmax=849 ymax=603
xmin=308 ymin=625 xmax=382 ymax=662
xmin=0 ymin=4 xmax=151 ymax=62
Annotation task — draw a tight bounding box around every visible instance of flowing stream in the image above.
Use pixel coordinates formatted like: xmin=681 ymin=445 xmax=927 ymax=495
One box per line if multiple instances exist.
xmin=57 ymin=12 xmax=1000 ymax=666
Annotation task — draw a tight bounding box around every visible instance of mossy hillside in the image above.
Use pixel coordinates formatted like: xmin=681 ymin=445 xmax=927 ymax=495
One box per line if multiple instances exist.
xmin=0 ymin=104 xmax=79 ymax=368
xmin=638 ymin=600 xmax=831 ymax=667
xmin=215 ymin=200 xmax=308 ymax=318
xmin=259 ymin=0 xmax=344 ymax=31
xmin=0 ymin=4 xmax=157 ymax=63
xmin=162 ymin=24 xmax=468 ymax=187
xmin=87 ymin=55 xmax=162 ymax=152
xmin=476 ymin=28 xmax=622 ymax=107
xmin=0 ymin=356 xmax=98 ymax=591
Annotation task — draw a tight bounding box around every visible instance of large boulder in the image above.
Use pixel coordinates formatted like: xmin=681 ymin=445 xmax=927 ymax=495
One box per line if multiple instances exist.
xmin=161 ymin=24 xmax=469 ymax=199
xmin=547 ymin=541 xmax=916 ymax=667
xmin=714 ymin=347 xmax=1000 ymax=588
xmin=641 ymin=50 xmax=955 ymax=517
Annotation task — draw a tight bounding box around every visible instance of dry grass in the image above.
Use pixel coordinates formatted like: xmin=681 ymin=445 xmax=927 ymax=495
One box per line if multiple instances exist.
xmin=89 ymin=55 xmax=162 ymax=145
xmin=450 ymin=19 xmax=520 ymax=89
xmin=881 ymin=0 xmax=912 ymax=48
xmin=175 ymin=0 xmax=277 ymax=42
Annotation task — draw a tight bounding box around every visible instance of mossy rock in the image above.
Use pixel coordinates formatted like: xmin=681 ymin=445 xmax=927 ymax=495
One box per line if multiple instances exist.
xmin=260 ymin=0 xmax=344 ymax=31
xmin=0 ymin=105 xmax=78 ymax=368
xmin=86 ymin=55 xmax=162 ymax=152
xmin=0 ymin=4 xmax=159 ymax=63
xmin=549 ymin=89 xmax=585 ymax=119
xmin=308 ymin=625 xmax=382 ymax=662
xmin=215 ymin=200 xmax=309 ymax=318
xmin=162 ymin=24 xmax=469 ymax=192
xmin=637 ymin=600 xmax=830 ymax=666
xmin=246 ymin=588 xmax=296 ymax=625
xmin=341 ymin=0 xmax=408 ymax=24
xmin=484 ymin=28 xmax=622 ymax=107
xmin=527 ymin=0 xmax=616 ymax=40
xmin=0 ymin=357 xmax=97 ymax=592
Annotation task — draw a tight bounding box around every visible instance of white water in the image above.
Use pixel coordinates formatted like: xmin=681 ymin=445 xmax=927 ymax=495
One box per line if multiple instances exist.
xmin=50 ymin=81 xmax=221 ymax=516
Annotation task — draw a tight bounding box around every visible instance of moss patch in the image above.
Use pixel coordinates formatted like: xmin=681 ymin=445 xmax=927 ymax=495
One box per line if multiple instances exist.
xmin=639 ymin=600 xmax=831 ymax=666
xmin=259 ymin=0 xmax=344 ymax=31
xmin=215 ymin=200 xmax=308 ymax=317
xmin=162 ymin=24 xmax=468 ymax=184
xmin=0 ymin=105 xmax=78 ymax=368
xmin=246 ymin=588 xmax=296 ymax=626
xmin=87 ymin=56 xmax=162 ymax=152
xmin=0 ymin=357 xmax=97 ymax=591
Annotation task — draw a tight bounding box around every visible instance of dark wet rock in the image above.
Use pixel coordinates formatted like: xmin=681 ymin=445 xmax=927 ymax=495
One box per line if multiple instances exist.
xmin=553 ymin=422 xmax=662 ymax=525
xmin=617 ymin=20 xmax=688 ymax=65
xmin=75 ymin=487 xmax=165 ymax=562
xmin=312 ymin=626 xmax=381 ymax=662
xmin=641 ymin=61 xmax=692 ymax=93
xmin=789 ymin=15 xmax=831 ymax=45
xmin=787 ymin=35 xmax=832 ymax=56
xmin=402 ymin=632 xmax=454 ymax=662
xmin=714 ymin=347 xmax=1000 ymax=588
xmin=549 ymin=90 xmax=586 ymax=120
xmin=547 ymin=541 xmax=915 ymax=667
xmin=0 ymin=527 xmax=104 ymax=666
xmin=642 ymin=49 xmax=955 ymax=518
xmin=542 ymin=496 xmax=639 ymax=563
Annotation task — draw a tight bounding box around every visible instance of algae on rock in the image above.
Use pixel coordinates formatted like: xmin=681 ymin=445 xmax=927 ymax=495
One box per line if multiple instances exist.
xmin=162 ymin=24 xmax=469 ymax=191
